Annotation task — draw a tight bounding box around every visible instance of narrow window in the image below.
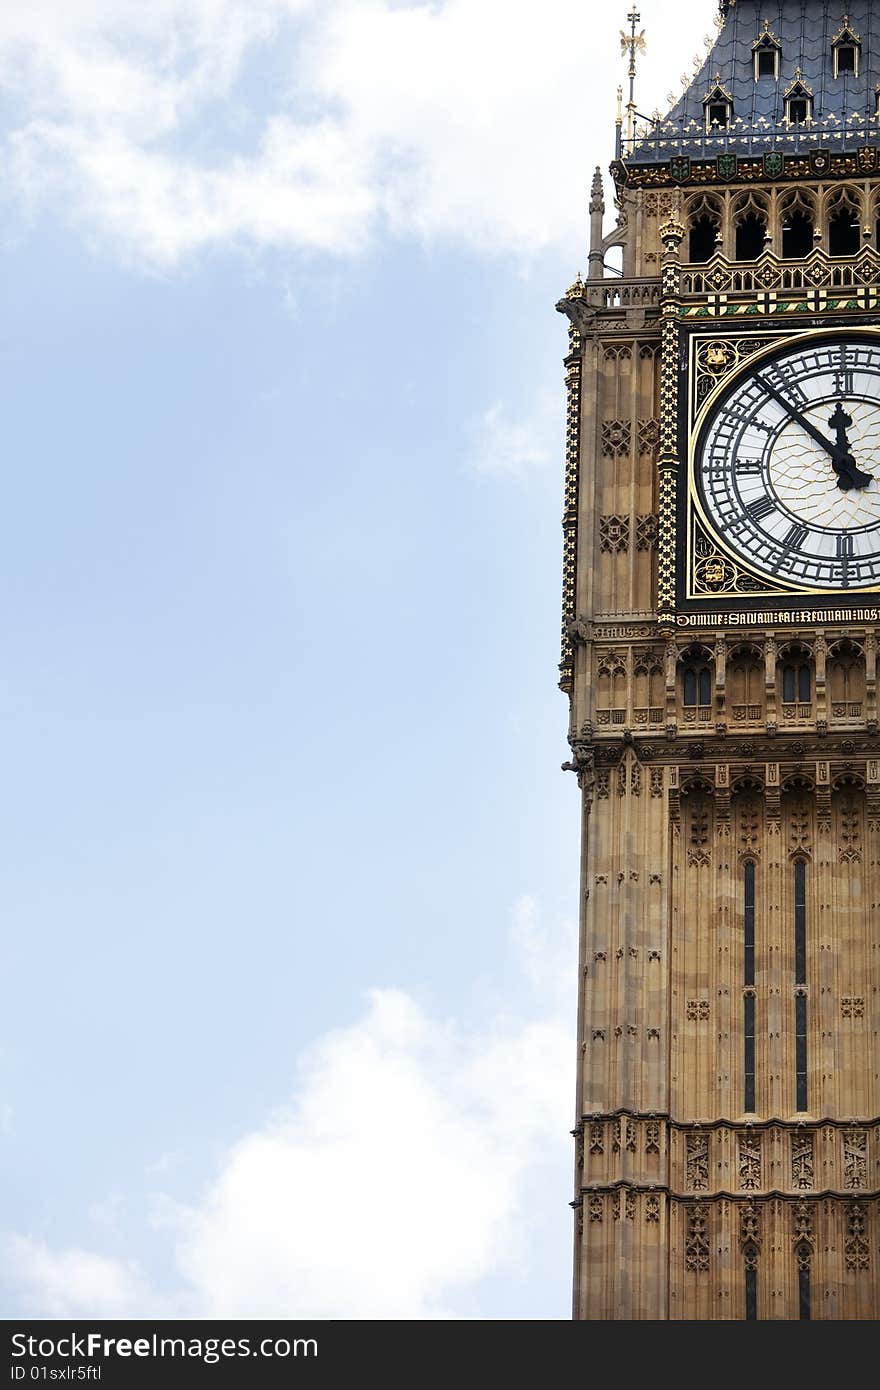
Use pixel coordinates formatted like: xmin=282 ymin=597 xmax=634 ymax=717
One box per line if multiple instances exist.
xmin=782 ymin=210 xmax=814 ymax=258
xmin=689 ymin=215 xmax=718 ymax=264
xmin=795 ymin=992 xmax=807 ymax=1111
xmin=698 ymin=668 xmax=712 ymax=706
xmin=708 ymin=102 xmax=729 ymax=128
xmin=798 ymin=1264 xmax=811 ymax=1320
xmin=788 ymin=98 xmax=808 ymax=123
xmin=797 ymin=662 xmax=810 ymax=702
xmin=829 ymin=207 xmax=860 ymax=256
xmin=684 ymin=669 xmax=697 ymax=706
xmin=837 ymin=45 xmax=856 ymax=73
xmin=794 ymin=861 xmax=806 ymax=984
xmin=782 ymin=663 xmax=795 ymax=702
xmin=744 ymin=861 xmax=756 ymax=1114
xmin=744 ymin=862 xmax=755 ymax=986
xmin=744 ymin=992 xmax=755 ymax=1113
xmin=756 ymin=49 xmax=777 ymax=78
xmin=745 ymin=1266 xmax=757 ymax=1320
xmin=736 ymin=212 xmax=766 ymax=261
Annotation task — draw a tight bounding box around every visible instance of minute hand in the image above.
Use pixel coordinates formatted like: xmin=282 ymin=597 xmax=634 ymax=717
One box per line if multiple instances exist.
xmin=755 ymin=375 xmax=840 ymax=458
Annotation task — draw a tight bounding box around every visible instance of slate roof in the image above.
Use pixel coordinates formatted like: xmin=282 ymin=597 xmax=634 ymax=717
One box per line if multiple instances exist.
xmin=627 ymin=0 xmax=880 ymax=164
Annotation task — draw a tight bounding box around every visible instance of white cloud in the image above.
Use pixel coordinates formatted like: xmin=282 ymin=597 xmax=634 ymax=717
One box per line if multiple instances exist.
xmin=471 ymin=399 xmax=556 ymax=480
xmin=5 ymin=1236 xmax=156 ymax=1318
xmin=4 ymin=898 xmax=576 ymax=1319
xmin=0 ymin=0 xmax=709 ymax=267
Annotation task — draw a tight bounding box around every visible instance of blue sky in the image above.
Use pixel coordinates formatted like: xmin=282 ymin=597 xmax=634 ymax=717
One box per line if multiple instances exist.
xmin=0 ymin=0 xmax=705 ymax=1319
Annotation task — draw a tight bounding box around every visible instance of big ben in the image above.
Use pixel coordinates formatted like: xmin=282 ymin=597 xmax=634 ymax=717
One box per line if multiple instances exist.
xmin=559 ymin=1 xmax=880 ymax=1319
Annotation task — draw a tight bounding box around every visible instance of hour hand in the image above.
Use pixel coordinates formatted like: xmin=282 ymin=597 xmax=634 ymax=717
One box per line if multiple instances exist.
xmin=828 ymin=401 xmax=872 ymax=491
xmin=756 ymin=376 xmax=872 ymax=491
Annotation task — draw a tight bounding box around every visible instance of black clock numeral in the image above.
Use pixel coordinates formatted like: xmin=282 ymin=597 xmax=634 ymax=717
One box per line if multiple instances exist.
xmin=834 ymin=369 xmax=854 ymax=396
xmin=783 ymin=523 xmax=808 ymax=551
xmin=735 ymin=460 xmax=762 ymax=476
xmin=768 ymin=372 xmax=808 ymax=410
xmin=837 ymin=534 xmax=854 ymax=559
xmin=746 ymin=496 xmax=776 ymax=522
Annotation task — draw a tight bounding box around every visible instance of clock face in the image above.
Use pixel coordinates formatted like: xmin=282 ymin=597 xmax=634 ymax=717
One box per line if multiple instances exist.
xmin=694 ymin=334 xmax=880 ymax=591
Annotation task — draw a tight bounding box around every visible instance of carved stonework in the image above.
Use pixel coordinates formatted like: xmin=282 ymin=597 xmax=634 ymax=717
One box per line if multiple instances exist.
xmin=738 ymin=1132 xmax=762 ymax=1191
xmin=839 ymin=799 xmax=862 ymax=864
xmin=599 ymin=514 xmax=630 ymax=553
xmin=602 ymin=420 xmax=631 ymax=457
xmin=645 ymin=1122 xmax=661 ymax=1155
xmin=686 ymin=1133 xmax=709 ymax=1190
xmin=788 ymin=799 xmax=811 ymax=858
xmin=793 ymin=1201 xmax=814 ymax=1271
xmin=638 ymin=419 xmax=660 ymax=454
xmin=843 ymin=1130 xmax=867 ymax=1189
xmin=650 ymin=768 xmax=664 ymax=798
xmin=636 ymin=513 xmax=658 ymax=551
xmin=739 ymin=1200 xmax=761 ymax=1270
xmin=845 ymin=1203 xmax=870 ymax=1271
xmin=686 ymin=1000 xmax=710 ymax=1021
xmin=791 ymin=1133 xmax=814 ymax=1190
xmin=589 ymin=1195 xmax=604 ymax=1223
xmin=841 ymin=997 xmax=865 ymax=1018
xmin=645 ymin=1194 xmax=660 ymax=1223
xmin=685 ymin=1204 xmax=710 ymax=1272
xmin=738 ymin=798 xmax=761 ymax=858
xmin=589 ymin=1121 xmax=604 ymax=1155
xmin=687 ymin=801 xmax=711 ymax=866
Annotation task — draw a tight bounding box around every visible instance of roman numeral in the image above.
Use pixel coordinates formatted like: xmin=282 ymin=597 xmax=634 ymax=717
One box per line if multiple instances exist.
xmin=766 ymin=368 xmax=808 ymax=408
xmin=746 ymin=496 xmax=775 ymax=522
xmin=783 ymin=522 xmax=808 ymax=550
xmin=834 ymin=369 xmax=854 ymax=396
xmin=736 ymin=460 xmax=762 ymax=476
xmin=837 ymin=534 xmax=854 ymax=559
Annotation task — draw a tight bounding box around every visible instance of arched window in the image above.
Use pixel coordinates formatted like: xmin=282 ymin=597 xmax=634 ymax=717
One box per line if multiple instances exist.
xmin=681 ymin=649 xmax=713 ymax=721
xmin=689 ymin=215 xmax=719 ymax=263
xmin=781 ymin=663 xmax=811 ymax=702
xmin=686 ymin=196 xmax=723 ymax=264
xmin=633 ymin=658 xmax=664 ymax=727
xmin=778 ymin=193 xmax=811 ymax=261
xmin=828 ymin=189 xmax=861 ymax=257
xmin=595 ymin=655 xmax=627 ymax=726
xmin=728 ymin=647 xmax=763 ymax=723
xmin=732 ymin=192 xmax=769 ymax=261
xmin=778 ymin=645 xmax=813 ymax=717
xmin=828 ymin=639 xmax=865 ymax=721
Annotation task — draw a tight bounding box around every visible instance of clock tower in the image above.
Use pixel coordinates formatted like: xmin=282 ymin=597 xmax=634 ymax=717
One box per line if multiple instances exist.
xmin=559 ymin=0 xmax=880 ymax=1319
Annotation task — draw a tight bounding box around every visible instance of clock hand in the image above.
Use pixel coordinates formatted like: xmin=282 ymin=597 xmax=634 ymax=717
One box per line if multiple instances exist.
xmin=756 ymin=376 xmax=873 ymax=492
xmin=828 ymin=401 xmax=873 ymax=491
xmin=755 ymin=375 xmax=840 ymax=458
